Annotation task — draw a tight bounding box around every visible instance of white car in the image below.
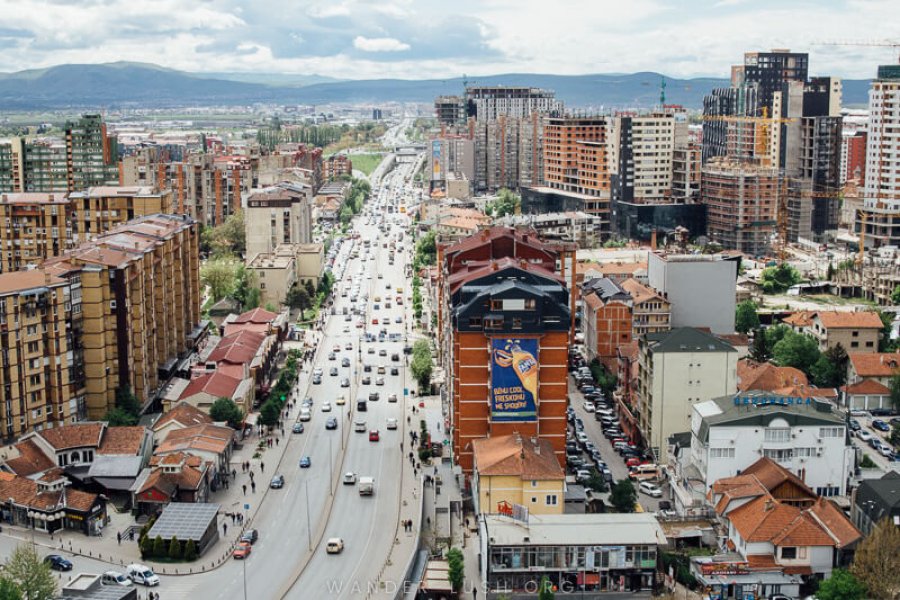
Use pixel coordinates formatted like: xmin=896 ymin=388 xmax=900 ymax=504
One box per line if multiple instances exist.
xmin=639 ymin=482 xmax=663 ymax=498
xmin=321 ymin=402 xmax=332 ymax=412
xmin=386 ymin=418 xmax=398 ymax=430
xmin=857 ymin=430 xmax=873 ymax=442
xmin=575 ymin=431 xmax=589 ymax=444
xmin=343 ymin=472 xmax=357 ymax=485
xmin=583 ymin=401 xmax=596 ymax=413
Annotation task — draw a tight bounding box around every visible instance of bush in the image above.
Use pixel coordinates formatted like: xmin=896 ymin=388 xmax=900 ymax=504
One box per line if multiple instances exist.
xmin=418 ymin=447 xmax=432 ymax=463
xmin=139 ymin=535 xmax=152 ymax=559
xmin=152 ymin=535 xmax=166 ymax=558
xmin=168 ymin=536 xmax=182 ymax=560
xmin=183 ymin=539 xmax=197 ymax=561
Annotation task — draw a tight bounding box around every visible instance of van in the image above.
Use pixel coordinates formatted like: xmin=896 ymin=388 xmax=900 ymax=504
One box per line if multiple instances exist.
xmin=326 ymin=538 xmax=345 ymax=554
xmin=629 ymin=464 xmax=662 ymax=482
xmin=101 ymin=571 xmax=132 ymax=587
xmin=127 ymin=564 xmax=159 ymax=587
xmin=639 ymin=481 xmax=663 ymax=498
xmin=299 ymin=409 xmax=311 ymax=422
xmin=355 ymin=419 xmax=367 ymax=432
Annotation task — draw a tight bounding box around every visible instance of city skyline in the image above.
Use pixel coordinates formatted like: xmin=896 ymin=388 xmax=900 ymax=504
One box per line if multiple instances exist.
xmin=0 ymin=0 xmax=896 ymax=80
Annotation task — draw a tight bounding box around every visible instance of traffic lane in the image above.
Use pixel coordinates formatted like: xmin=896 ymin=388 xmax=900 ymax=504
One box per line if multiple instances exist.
xmin=568 ymin=380 xmax=666 ymax=512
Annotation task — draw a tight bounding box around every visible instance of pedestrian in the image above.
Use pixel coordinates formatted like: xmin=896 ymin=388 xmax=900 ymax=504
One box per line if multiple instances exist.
xmin=242 ymin=484 xmax=247 ymax=496
xmin=276 ymin=437 xmax=280 ymax=446
xmin=261 ymin=462 xmax=265 ymax=473
xmin=249 ymin=470 xmax=254 ymax=481
xmin=231 ymin=513 xmax=236 ymax=524
xmin=223 ymin=523 xmax=228 ymax=536
xmin=407 ymin=416 xmax=410 ymax=424
xmin=251 ymin=481 xmax=256 ymax=493
xmin=400 ymin=442 xmax=404 ymax=452
xmin=232 ymin=468 xmax=236 ymax=479
xmin=416 ymin=462 xmax=420 ymax=470
xmin=473 ymin=588 xmax=478 ymax=600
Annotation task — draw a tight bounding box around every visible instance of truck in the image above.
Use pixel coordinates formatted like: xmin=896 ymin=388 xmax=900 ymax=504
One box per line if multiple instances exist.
xmin=358 ymin=477 xmax=375 ymax=496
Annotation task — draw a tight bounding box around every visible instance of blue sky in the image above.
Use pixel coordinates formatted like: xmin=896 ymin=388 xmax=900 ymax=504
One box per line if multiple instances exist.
xmin=0 ymin=0 xmax=895 ymax=79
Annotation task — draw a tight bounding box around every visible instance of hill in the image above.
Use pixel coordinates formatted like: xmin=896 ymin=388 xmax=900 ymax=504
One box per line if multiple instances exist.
xmin=0 ymin=62 xmax=873 ymax=110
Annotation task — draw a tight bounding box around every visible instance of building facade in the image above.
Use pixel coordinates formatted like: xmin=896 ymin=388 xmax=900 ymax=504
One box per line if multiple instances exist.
xmin=244 ymin=183 xmax=313 ymax=259
xmin=647 ymin=252 xmax=737 ymax=334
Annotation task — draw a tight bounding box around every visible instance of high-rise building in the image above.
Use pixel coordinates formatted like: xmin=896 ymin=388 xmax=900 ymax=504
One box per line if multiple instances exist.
xmin=464 ymin=87 xmax=562 ymax=121
xmin=65 ymin=115 xmax=119 ymax=192
xmin=427 ymin=135 xmax=475 ymax=197
xmin=244 ymin=182 xmax=313 ymax=259
xmin=859 ymin=65 xmax=900 ymax=248
xmin=609 ymin=112 xmax=677 ymax=206
xmin=841 ymin=130 xmax=867 ymax=186
xmin=434 ymin=96 xmax=466 ymax=127
xmin=472 ymin=115 xmax=543 ymax=192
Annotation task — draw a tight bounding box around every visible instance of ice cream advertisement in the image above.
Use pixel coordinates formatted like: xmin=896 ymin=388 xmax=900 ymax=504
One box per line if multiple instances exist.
xmin=490 ymin=338 xmax=538 ymax=422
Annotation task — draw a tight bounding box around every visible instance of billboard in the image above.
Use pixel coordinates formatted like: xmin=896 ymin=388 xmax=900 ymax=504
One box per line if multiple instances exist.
xmin=490 ymin=338 xmax=538 ymax=422
xmin=431 ymin=140 xmax=442 ymax=180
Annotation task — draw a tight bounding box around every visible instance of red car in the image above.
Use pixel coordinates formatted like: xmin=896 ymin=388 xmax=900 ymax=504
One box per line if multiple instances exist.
xmin=233 ymin=541 xmax=252 ymax=559
xmin=625 ymin=457 xmax=646 ymax=468
xmin=372 ymin=318 xmax=379 ymax=325
xmin=369 ymin=429 xmax=380 ymax=442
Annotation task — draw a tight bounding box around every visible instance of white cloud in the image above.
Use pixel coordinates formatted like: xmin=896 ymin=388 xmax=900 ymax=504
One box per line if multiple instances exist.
xmin=307 ymin=3 xmax=351 ymax=18
xmin=353 ymin=36 xmax=410 ymax=52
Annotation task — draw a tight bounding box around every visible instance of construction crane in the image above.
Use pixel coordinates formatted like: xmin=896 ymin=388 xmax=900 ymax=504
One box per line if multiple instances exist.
xmin=702 ymin=107 xmax=796 ymax=167
xmin=774 ymin=182 xmax=844 ymax=261
xmin=815 ymin=40 xmax=900 ymax=63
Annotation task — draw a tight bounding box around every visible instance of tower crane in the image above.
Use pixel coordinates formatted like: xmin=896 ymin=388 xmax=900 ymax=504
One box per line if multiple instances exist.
xmin=815 ymin=40 xmax=900 ymax=63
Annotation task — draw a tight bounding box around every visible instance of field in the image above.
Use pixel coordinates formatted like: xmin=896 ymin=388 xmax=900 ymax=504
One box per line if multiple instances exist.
xmin=349 ymin=153 xmax=384 ymax=176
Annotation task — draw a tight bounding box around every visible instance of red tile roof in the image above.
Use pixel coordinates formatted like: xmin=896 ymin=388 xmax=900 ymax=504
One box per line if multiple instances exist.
xmin=844 ymin=379 xmax=891 ymax=395
xmin=232 ymin=307 xmax=278 ymax=325
xmin=849 ymin=352 xmax=900 ymax=378
xmin=447 ymin=256 xmax=564 ymax=294
xmin=728 ymin=494 xmax=802 ymax=542
xmin=737 ymin=360 xmax=808 ymax=392
xmin=154 ymin=402 xmax=214 ymax=431
xmin=179 ymin=372 xmax=242 ymax=401
xmin=741 ymin=457 xmax=816 ymax=500
xmin=38 ymin=423 xmax=104 ymax=451
xmin=0 ymin=474 xmax=99 ymax=513
xmin=155 ymin=424 xmax=234 ymax=455
xmin=208 ymin=330 xmax=266 ymax=364
xmin=6 ymin=440 xmax=56 ymax=477
xmin=472 ymin=435 xmax=564 ymax=480
xmin=808 ymin=497 xmax=862 ymax=548
xmin=782 ymin=311 xmax=813 ymax=327
xmin=814 ymin=310 xmax=884 ymax=329
xmin=98 ymin=426 xmax=147 ymax=455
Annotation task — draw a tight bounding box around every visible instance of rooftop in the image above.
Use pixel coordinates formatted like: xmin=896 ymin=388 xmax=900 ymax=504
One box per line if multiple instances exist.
xmin=848 ymin=352 xmax=900 ymax=378
xmin=154 ymin=402 xmax=214 ymax=431
xmin=644 ymin=327 xmax=736 ymax=354
xmin=147 ymin=502 xmax=220 ymax=542
xmin=484 ymin=513 xmax=666 ymax=547
xmin=813 ymin=310 xmax=884 ymax=330
xmin=0 ymin=270 xmax=67 ymax=296
xmin=472 ymin=435 xmax=564 ymax=481
xmin=179 ymin=372 xmax=242 ymax=401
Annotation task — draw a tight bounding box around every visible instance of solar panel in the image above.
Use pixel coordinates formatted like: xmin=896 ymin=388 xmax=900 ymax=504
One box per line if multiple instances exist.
xmin=147 ymin=503 xmax=220 ymax=541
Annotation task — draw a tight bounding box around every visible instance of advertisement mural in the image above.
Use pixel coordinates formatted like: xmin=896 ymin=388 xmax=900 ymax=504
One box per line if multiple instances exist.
xmin=431 ymin=140 xmax=442 ymax=179
xmin=490 ymin=338 xmax=538 ymax=422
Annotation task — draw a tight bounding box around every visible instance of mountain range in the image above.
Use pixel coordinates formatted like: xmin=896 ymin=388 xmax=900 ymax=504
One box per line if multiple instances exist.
xmin=0 ymin=62 xmax=873 ymax=110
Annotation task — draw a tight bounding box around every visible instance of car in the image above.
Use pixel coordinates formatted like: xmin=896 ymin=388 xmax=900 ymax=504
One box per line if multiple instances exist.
xmin=241 ymin=529 xmax=259 ymax=545
xmin=369 ymin=392 xmax=380 ymax=401
xmin=312 ymin=375 xmax=322 ymax=385
xmin=342 ymin=357 xmax=351 ymax=367
xmin=376 ymin=377 xmax=385 ymax=386
xmin=387 ymin=418 xmax=399 ymax=430
xmin=329 ymin=367 xmax=339 ymax=376
xmin=369 ymin=429 xmax=380 ymax=442
xmin=302 ymin=396 xmax=313 ymax=407
xmin=292 ymin=423 xmax=305 ymax=436
xmin=363 ymin=363 xmax=372 ymax=372
xmin=326 ymin=417 xmax=338 ymax=430
xmin=873 ymin=419 xmax=891 ymax=432
xmin=326 ymin=537 xmax=345 ymax=554
xmin=372 ymin=318 xmax=379 ymax=325
xmin=379 ymin=349 xmax=388 ymax=356
xmin=391 ymin=353 xmax=400 ymax=362
xmin=345 ymin=342 xmax=353 ymax=351
xmin=127 ymin=564 xmax=160 ymax=587
xmin=575 ymin=431 xmax=589 ymax=444
xmin=583 ymin=401 xmax=595 ymax=413
xmin=639 ymin=482 xmax=663 ymax=497
xmin=878 ymin=444 xmax=894 ymax=457
xmin=857 ymin=430 xmax=874 ymax=442
xmin=849 ymin=419 xmax=862 ymax=431
xmin=322 ymin=401 xmax=332 ymax=412
xmin=395 ymin=316 xmax=403 ymax=323
xmin=328 ymin=352 xmax=336 ymax=360
xmin=332 ymin=344 xmax=341 ymax=352
xmin=44 ymin=555 xmax=73 ymax=571
xmin=343 ymin=472 xmax=358 ymax=485
xmin=391 ymin=367 xmax=400 ymax=375
xmin=362 ymin=375 xmax=371 ymax=385
xmin=101 ymin=571 xmax=133 ymax=587
xmin=299 ymin=456 xmax=311 ymax=468
xmin=340 ymin=377 xmax=350 ymax=388
xmin=871 ymin=408 xmax=894 ymax=417
xmin=335 ymin=395 xmax=346 ymax=406
xmin=270 ymin=474 xmax=285 ymax=489
xmin=233 ymin=542 xmax=252 ymax=559
xmin=388 ymin=393 xmax=398 ymax=403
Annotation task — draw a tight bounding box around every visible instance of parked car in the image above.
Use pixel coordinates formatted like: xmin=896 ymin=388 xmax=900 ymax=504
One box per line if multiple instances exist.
xmin=857 ymin=430 xmax=874 ymax=442
xmin=639 ymin=482 xmax=663 ymax=497
xmin=849 ymin=419 xmax=861 ymax=432
xmin=873 ymin=419 xmax=891 ymax=432
xmin=369 ymin=430 xmax=380 ymax=442
xmin=44 ymin=555 xmax=73 ymax=571
xmin=127 ymin=564 xmax=160 ymax=587
xmin=583 ymin=401 xmax=595 ymax=413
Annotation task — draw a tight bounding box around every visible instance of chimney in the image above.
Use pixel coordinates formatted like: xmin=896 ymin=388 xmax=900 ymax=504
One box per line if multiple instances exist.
xmin=764 ymin=499 xmax=775 ymax=512
xmin=44 ymin=271 xmax=51 ymax=285
xmin=650 ymin=229 xmax=657 ymax=250
xmin=531 ymin=437 xmax=540 ymax=454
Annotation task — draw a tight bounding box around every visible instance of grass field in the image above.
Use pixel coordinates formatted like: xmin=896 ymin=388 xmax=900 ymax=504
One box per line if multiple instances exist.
xmin=349 ymin=153 xmax=384 ymax=176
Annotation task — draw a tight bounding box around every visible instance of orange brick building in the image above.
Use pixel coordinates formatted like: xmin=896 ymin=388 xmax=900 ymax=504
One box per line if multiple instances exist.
xmin=581 ymin=278 xmax=633 ymax=370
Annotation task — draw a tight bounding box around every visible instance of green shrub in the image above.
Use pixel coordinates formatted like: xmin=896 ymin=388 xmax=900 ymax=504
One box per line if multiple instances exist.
xmin=168 ymin=536 xmax=182 ymax=559
xmin=152 ymin=535 xmax=166 ymax=558
xmin=183 ymin=539 xmax=197 ymax=561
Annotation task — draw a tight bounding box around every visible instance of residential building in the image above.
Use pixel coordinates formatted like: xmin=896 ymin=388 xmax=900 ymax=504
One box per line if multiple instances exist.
xmin=846 ymin=351 xmax=900 ymax=386
xmin=859 ymin=65 xmax=900 ymax=247
xmin=471 ymin=434 xmax=565 ymax=516
xmin=427 ymin=136 xmax=475 ymax=197
xmin=0 ymin=472 xmax=106 ymax=536
xmin=690 ymin=392 xmax=853 ymax=497
xmin=581 ymin=278 xmax=632 ymax=368
xmin=65 ymin=115 xmax=120 ymax=192
xmin=842 ymin=379 xmax=891 ymax=412
xmin=647 ymin=252 xmax=738 ymax=334
xmin=464 ymin=86 xmax=562 ymax=121
xmin=132 ymin=451 xmax=212 ymax=515
xmin=245 ymin=182 xmax=313 ymax=259
xmin=851 ymin=471 xmax=900 ymax=535
xmin=175 ymin=371 xmax=254 ymax=417
xmin=636 ymin=327 xmax=738 ymax=459
xmin=697 ymin=459 xmax=861 ymax=599
xmin=247 ymin=250 xmax=295 ymax=306
xmin=153 ymin=423 xmax=233 ymax=475
xmin=479 ymin=513 xmax=666 ymax=596
xmin=472 ymin=114 xmax=544 ymax=192
xmin=619 ymin=278 xmax=671 ymax=338
xmin=496 ymin=211 xmax=603 ymax=247
xmin=807 ymin=310 xmax=882 ymax=352
xmin=68 ymin=186 xmax=175 ymax=244
xmin=43 ymin=213 xmax=202 ymax=418
xmin=151 ymin=401 xmax=214 ymax=444
xmin=322 ymin=153 xmax=352 ymax=181
xmin=0 ymin=270 xmax=82 ymax=441
xmin=434 ymin=95 xmax=466 ymax=127
xmin=609 ymin=111 xmax=677 ymax=206
xmin=0 ymin=193 xmax=74 ymax=272
xmin=737 ymin=360 xmax=808 ymax=393
xmin=292 ymin=243 xmax=323 ymax=287
xmin=841 ymin=130 xmax=866 ymax=186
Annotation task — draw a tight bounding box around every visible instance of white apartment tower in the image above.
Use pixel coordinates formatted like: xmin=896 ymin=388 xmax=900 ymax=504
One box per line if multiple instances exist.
xmin=860 ymin=65 xmax=900 ymax=247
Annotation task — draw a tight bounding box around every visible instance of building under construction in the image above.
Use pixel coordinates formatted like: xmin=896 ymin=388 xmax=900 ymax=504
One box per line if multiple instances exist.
xmin=701 ymin=158 xmax=780 ymax=255
xmin=472 ymin=114 xmax=543 ymax=192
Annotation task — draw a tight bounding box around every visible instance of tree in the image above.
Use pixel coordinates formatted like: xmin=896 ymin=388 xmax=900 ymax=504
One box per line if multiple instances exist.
xmin=183 ymin=539 xmax=198 ymax=561
xmin=116 ymin=385 xmax=141 ymax=416
xmin=318 ymin=270 xmax=335 ymax=298
xmin=586 ymin=470 xmax=608 ymax=493
xmin=537 ymin=575 xmax=556 ymax=600
xmin=209 ymin=397 xmax=243 ymax=429
xmin=610 ymin=479 xmax=637 ymax=513
xmin=4 ymin=545 xmax=57 ymax=600
xmin=749 ymin=328 xmax=771 ymax=362
xmin=446 ymin=548 xmax=464 ymax=592
xmin=410 ymin=340 xmax=433 ymax=393
xmin=231 ymin=265 xmax=261 ymax=311
xmin=826 ymin=261 xmax=835 ymax=281
xmin=153 ymin=535 xmax=166 ymax=558
xmin=734 ymin=300 xmax=760 ymax=334
xmin=772 ymin=331 xmax=821 ymax=374
xmin=303 ymin=279 xmax=316 ymax=299
xmin=201 ymin=257 xmax=240 ymax=302
xmin=104 ymin=407 xmax=138 ymax=426
xmin=287 ymin=284 xmax=312 ymax=312
xmin=259 ymin=400 xmax=281 ymax=428
xmin=811 ymin=355 xmax=841 ymax=388
xmin=414 ymin=230 xmax=437 ymax=269
xmin=140 ymin=534 xmax=153 ymax=558
xmin=764 ymin=324 xmax=790 ymax=348
xmin=851 ymin=518 xmax=900 ymax=599
xmin=879 ymin=310 xmax=898 ymax=352
xmin=892 ymin=285 xmax=900 ymax=305
xmin=0 ymin=577 xmax=22 ymax=600
xmin=486 ymin=188 xmax=521 ymax=217
xmin=207 ymin=211 xmax=245 ymax=257
xmin=819 ymin=344 xmax=848 ymax=386
xmin=168 ymin=536 xmax=182 ymax=560
xmin=760 ymin=263 xmax=802 ymax=294
xmin=816 ymin=568 xmax=866 ymax=600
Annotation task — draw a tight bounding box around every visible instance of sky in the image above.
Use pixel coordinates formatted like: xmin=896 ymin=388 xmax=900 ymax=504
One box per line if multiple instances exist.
xmin=0 ymin=0 xmax=897 ymax=80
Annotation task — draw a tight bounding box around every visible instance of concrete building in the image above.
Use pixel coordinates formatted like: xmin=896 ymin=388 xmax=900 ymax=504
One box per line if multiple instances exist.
xmin=609 ymin=111 xmax=677 ymax=206
xmin=427 ymin=136 xmax=475 ymax=197
xmin=859 ymin=65 xmax=900 ymax=247
xmin=851 ymin=471 xmax=900 ymax=535
xmin=581 ymin=278 xmax=632 ymax=368
xmin=807 ymin=310 xmax=882 ymax=352
xmin=247 ymin=250 xmax=295 ymax=306
xmin=245 ymin=182 xmax=313 ymax=259
xmin=471 ymin=434 xmax=565 ymax=516
xmin=434 ymin=95 xmax=465 ymax=127
xmin=690 ymin=392 xmax=853 ymax=497
xmin=497 ymin=211 xmax=603 ymax=247
xmin=841 ymin=130 xmax=867 ymax=186
xmin=479 ymin=513 xmax=666 ymax=597
xmin=647 ymin=252 xmax=738 ymax=334
xmin=68 ymin=187 xmax=175 ymax=244
xmin=636 ymin=327 xmax=738 ymax=459
xmin=619 ymin=278 xmax=671 ymax=338
xmin=464 ymin=86 xmax=562 ymax=121
xmin=322 ymin=153 xmax=352 ymax=181
xmin=472 ymin=114 xmax=544 ymax=192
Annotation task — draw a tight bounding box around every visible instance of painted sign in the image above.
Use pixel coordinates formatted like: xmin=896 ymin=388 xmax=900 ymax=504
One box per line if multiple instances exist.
xmin=490 ymin=338 xmax=538 ymax=422
xmin=431 ymin=140 xmax=442 ymax=179
xmin=733 ymin=396 xmax=813 ymax=407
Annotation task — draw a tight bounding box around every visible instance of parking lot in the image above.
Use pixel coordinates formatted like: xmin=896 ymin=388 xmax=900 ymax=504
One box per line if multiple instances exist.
xmin=850 ymin=411 xmax=900 ymax=473
xmin=566 ymin=360 xmax=668 ymax=513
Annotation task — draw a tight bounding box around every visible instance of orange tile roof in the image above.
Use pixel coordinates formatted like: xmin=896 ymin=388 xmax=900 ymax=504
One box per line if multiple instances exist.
xmin=849 ymin=352 xmax=900 ymax=378
xmin=38 ymin=423 xmax=104 ymax=451
xmin=782 ymin=311 xmax=813 ymax=327
xmin=154 ymin=402 xmax=214 ymax=431
xmin=179 ymin=372 xmax=242 ymax=401
xmin=208 ymin=330 xmax=266 ymax=364
xmin=155 ymin=424 xmax=234 ymax=455
xmin=808 ymin=497 xmax=862 ymax=548
xmin=0 ymin=270 xmax=68 ymax=295
xmin=0 ymin=474 xmax=99 ymax=513
xmin=737 ymin=360 xmax=808 ymax=392
xmin=772 ymin=512 xmax=838 ymax=547
xmin=472 ymin=435 xmax=564 ymax=481
xmin=740 ymin=457 xmax=816 ymax=500
xmin=619 ymin=278 xmax=663 ymax=304
xmin=844 ymin=379 xmax=891 ymax=395
xmin=814 ymin=310 xmax=884 ymax=329
xmin=232 ymin=307 xmax=278 ymax=325
xmin=597 ymin=261 xmax=647 ymax=275
xmin=6 ymin=439 xmax=56 ymax=477
xmin=98 ymin=426 xmax=147 ymax=455
xmin=582 ymin=292 xmax=603 ymax=311
xmin=728 ymin=494 xmax=802 ymax=542
xmin=746 ymin=554 xmax=779 ymax=570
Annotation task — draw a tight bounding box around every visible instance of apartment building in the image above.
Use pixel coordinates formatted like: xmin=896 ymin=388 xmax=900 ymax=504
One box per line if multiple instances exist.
xmin=434 ymin=95 xmax=466 ymax=127
xmin=841 ymin=130 xmax=866 ymax=186
xmin=619 ymin=278 xmax=670 ymax=337
xmin=472 ymin=114 xmax=543 ymax=192
xmin=496 ymin=211 xmax=603 ymax=247
xmin=66 ymin=115 xmax=120 ymax=192
xmin=636 ymin=327 xmax=738 ymax=459
xmin=581 ymin=278 xmax=632 ymax=368
xmin=44 ymin=214 xmax=201 ymax=418
xmin=609 ymin=112 xmax=676 ymax=205
xmin=859 ymin=65 xmax=900 ymax=247
xmin=428 ymin=136 xmax=475 ymax=195
xmin=647 ymin=252 xmax=737 ymax=334
xmin=244 ymin=182 xmax=313 ymax=259
xmin=701 ymin=158 xmax=780 ymax=256
xmin=322 ymin=154 xmax=352 ymax=181
xmin=464 ymin=86 xmax=562 ymax=121
xmin=247 ymin=251 xmax=294 ymax=306
xmin=68 ymin=186 xmax=174 ymax=244
xmin=0 ymin=270 xmax=83 ymax=441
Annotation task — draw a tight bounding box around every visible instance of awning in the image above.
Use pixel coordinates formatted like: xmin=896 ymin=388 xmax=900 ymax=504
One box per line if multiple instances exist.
xmin=576 ymin=573 xmax=600 ymax=585
xmin=244 ymin=413 xmax=259 ymax=426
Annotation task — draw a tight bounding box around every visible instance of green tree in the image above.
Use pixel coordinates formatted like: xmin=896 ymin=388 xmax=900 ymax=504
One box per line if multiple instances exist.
xmin=811 ymin=355 xmax=841 ymax=388
xmin=286 ymin=284 xmax=312 ymax=312
xmin=819 ymin=344 xmax=848 ymax=387
xmin=318 ymin=271 xmax=335 ymax=298
xmin=851 ymin=518 xmax=900 ymax=600
xmin=411 ymin=340 xmax=433 ymax=393
xmin=116 ymin=384 xmax=141 ymax=416
xmin=140 ymin=534 xmax=153 ymax=558
xmin=892 ymin=285 xmax=900 ymax=305
xmin=610 ymin=479 xmax=637 ymax=513
xmin=486 ymin=188 xmax=521 ymax=217
xmin=303 ymin=279 xmax=316 ymax=299
xmin=772 ymin=331 xmax=821 ymax=374
xmin=232 ymin=265 xmax=261 ymax=311
xmin=890 ymin=372 xmax=900 ymax=412
xmin=4 ymin=545 xmax=57 ymax=600
xmin=749 ymin=328 xmax=771 ymax=362
xmin=760 ymin=263 xmax=802 ymax=294
xmin=764 ymin=324 xmax=790 ymax=348
xmin=735 ymin=300 xmax=760 ymax=334
xmin=168 ymin=536 xmax=182 ymax=560
xmin=826 ymin=261 xmax=835 ymax=281
xmin=259 ymin=400 xmax=281 ymax=427
xmin=860 ymin=453 xmax=877 ymax=469
xmin=586 ymin=470 xmax=608 ymax=493
xmin=209 ymin=397 xmax=243 ymax=429
xmin=537 ymin=575 xmax=556 ymax=600
xmin=0 ymin=576 xmax=23 ymax=600
xmin=208 ymin=211 xmax=245 ymax=257
xmin=446 ymin=548 xmax=465 ymax=592
xmin=201 ymin=257 xmax=240 ymax=302
xmin=414 ymin=230 xmax=437 ymax=269
xmin=183 ymin=539 xmax=198 ymax=561
xmin=103 ymin=407 xmax=138 ymax=426
xmin=816 ymin=568 xmax=866 ymax=600
xmin=153 ymin=535 xmax=166 ymax=558
xmin=879 ymin=310 xmax=898 ymax=352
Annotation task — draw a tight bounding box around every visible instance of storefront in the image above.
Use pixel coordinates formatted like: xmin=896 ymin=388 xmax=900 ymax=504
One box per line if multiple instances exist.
xmin=0 ymin=476 xmax=107 ymax=537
